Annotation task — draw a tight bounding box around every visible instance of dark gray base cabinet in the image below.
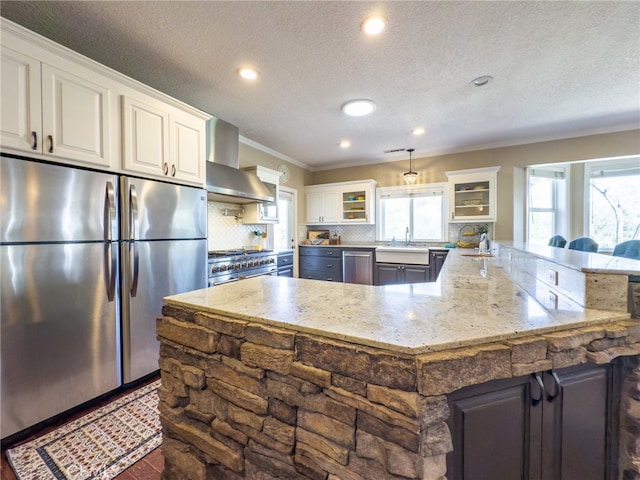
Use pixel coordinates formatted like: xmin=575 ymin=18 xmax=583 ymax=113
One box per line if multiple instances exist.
xmin=276 ymin=251 xmax=294 ymax=277
xmin=299 ymin=246 xmax=343 ymax=282
xmin=375 ymin=263 xmax=430 ymax=285
xmin=429 ymin=249 xmax=448 ymax=281
xmin=446 ymin=362 xmax=619 ymax=480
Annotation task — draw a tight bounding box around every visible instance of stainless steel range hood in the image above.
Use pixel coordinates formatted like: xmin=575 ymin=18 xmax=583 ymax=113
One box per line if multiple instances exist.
xmin=205 ymin=118 xmax=274 ymax=204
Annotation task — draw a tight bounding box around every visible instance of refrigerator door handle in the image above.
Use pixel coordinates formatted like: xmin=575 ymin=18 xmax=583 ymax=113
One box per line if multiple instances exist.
xmin=105 ymin=181 xmax=117 ymax=241
xmin=103 ymin=181 xmax=117 ymax=301
xmin=129 ymin=184 xmax=139 ymax=241
xmin=129 ymin=184 xmax=140 ymax=297
xmin=104 ymin=243 xmax=117 ymax=301
xmin=130 ymin=242 xmax=139 ymax=297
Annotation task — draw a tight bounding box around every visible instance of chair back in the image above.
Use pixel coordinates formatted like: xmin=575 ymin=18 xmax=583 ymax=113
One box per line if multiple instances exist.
xmin=548 ymin=235 xmax=567 ymax=248
xmin=612 ymin=240 xmax=640 ymax=260
xmin=568 ymin=237 xmax=599 ymax=253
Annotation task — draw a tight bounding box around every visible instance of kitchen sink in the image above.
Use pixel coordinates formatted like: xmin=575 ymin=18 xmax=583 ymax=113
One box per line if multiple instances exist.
xmin=375 ymin=246 xmax=430 ymax=265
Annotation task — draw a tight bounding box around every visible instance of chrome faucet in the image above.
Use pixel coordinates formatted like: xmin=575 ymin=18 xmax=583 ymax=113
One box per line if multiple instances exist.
xmin=405 ymin=227 xmax=411 ymax=246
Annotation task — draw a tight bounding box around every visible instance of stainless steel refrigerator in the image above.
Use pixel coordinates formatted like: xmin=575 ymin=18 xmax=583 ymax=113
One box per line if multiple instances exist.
xmin=0 ymin=156 xmax=206 ymax=438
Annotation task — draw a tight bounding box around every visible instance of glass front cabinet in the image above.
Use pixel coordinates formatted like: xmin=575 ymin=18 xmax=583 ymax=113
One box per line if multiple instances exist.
xmin=305 ymin=179 xmax=377 ymax=225
xmin=446 ymin=166 xmax=500 ymax=222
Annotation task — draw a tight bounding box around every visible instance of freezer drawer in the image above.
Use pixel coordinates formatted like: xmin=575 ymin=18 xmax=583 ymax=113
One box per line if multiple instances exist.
xmin=1 ymin=243 xmax=120 ymax=438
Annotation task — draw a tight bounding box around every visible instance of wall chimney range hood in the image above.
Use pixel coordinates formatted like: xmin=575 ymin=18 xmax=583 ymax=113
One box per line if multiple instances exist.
xmin=205 ymin=118 xmax=274 ymax=204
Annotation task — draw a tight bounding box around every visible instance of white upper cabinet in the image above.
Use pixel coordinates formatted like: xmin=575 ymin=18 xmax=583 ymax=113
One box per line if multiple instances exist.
xmin=1 ymin=46 xmax=113 ymax=170
xmin=446 ymin=166 xmax=500 ymax=222
xmin=121 ymin=95 xmax=170 ymax=177
xmin=306 ymin=188 xmax=341 ymax=224
xmin=1 ymin=47 xmax=42 ymax=153
xmin=170 ymin=112 xmax=206 ymax=184
xmin=1 ymin=18 xmax=209 ymax=185
xmin=41 ymin=64 xmax=111 ymax=169
xmin=305 ymin=180 xmax=376 ymax=225
xmin=121 ymin=95 xmax=206 ymax=186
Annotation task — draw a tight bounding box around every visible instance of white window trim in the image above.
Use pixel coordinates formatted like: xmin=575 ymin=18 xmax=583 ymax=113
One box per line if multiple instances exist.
xmin=526 ymin=166 xmax=569 ymax=244
xmin=375 ymin=182 xmax=448 ymax=242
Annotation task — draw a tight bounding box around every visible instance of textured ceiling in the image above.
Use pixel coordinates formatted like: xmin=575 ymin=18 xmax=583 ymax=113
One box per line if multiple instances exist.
xmin=2 ymin=1 xmax=639 ymax=170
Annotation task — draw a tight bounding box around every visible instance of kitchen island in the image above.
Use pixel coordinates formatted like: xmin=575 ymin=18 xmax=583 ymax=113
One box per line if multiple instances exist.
xmin=158 ymin=246 xmax=640 ymax=480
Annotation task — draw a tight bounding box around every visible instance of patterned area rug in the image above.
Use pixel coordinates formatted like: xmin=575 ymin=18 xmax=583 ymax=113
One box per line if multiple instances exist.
xmin=6 ymin=380 xmax=161 ymax=480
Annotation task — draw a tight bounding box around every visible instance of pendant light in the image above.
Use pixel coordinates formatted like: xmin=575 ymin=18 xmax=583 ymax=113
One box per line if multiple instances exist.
xmin=403 ymin=148 xmax=418 ymax=185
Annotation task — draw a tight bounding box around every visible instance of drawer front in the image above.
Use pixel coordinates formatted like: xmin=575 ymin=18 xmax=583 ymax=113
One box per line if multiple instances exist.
xmin=277 ymin=253 xmax=294 ymax=267
xmin=299 ymin=269 xmax=343 ymax=282
xmin=299 ymin=247 xmax=342 ymax=257
xmin=300 ymin=256 xmax=342 ymax=273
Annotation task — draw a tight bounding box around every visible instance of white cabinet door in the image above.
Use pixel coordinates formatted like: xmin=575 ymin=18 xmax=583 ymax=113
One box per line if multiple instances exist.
xmin=122 ymin=95 xmax=169 ymax=178
xmin=1 ymin=47 xmax=42 ymax=153
xmin=41 ymin=64 xmax=111 ymax=169
xmin=321 ymin=190 xmax=340 ymax=223
xmin=306 ymin=189 xmax=340 ymax=224
xmin=446 ymin=166 xmax=500 ymax=222
xmin=169 ymin=112 xmax=205 ymax=185
xmin=306 ymin=191 xmax=323 ymax=224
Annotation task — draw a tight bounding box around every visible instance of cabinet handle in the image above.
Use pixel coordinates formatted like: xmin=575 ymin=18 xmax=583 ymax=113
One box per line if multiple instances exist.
xmin=327 ymin=264 xmax=333 ymax=268
xmin=171 ymin=164 xmax=176 ymax=177
xmin=546 ymin=370 xmax=561 ymax=401
xmin=531 ymin=373 xmax=545 ymax=405
xmin=47 ymin=135 xmax=53 ymax=153
xmin=327 ymin=278 xmax=333 ymax=281
xmin=31 ymin=131 xmax=38 ymax=150
xmin=163 ymin=162 xmax=169 ymax=175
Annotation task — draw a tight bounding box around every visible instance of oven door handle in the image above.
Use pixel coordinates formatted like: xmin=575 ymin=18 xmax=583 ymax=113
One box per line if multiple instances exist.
xmin=240 ymin=270 xmax=277 ymax=280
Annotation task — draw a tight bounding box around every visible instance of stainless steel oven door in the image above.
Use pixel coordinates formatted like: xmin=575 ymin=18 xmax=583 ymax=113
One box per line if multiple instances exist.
xmin=209 ymin=273 xmax=239 ymax=286
xmin=239 ymin=268 xmax=278 ymax=280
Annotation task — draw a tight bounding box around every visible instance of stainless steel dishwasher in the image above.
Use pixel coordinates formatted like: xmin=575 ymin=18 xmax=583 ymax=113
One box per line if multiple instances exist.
xmin=342 ymin=250 xmax=374 ymax=285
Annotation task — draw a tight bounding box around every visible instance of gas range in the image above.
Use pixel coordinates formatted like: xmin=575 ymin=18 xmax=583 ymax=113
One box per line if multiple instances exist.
xmin=207 ymin=249 xmax=278 ymax=286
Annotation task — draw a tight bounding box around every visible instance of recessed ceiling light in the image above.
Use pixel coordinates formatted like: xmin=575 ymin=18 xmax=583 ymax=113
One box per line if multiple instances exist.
xmin=471 ymin=75 xmax=493 ymax=87
xmin=339 ymin=140 xmax=351 ymax=148
xmin=238 ymin=67 xmax=259 ymax=80
xmin=341 ymin=99 xmax=376 ymax=116
xmin=361 ymin=15 xmax=387 ymax=36
xmin=412 ymin=127 xmax=425 ymax=136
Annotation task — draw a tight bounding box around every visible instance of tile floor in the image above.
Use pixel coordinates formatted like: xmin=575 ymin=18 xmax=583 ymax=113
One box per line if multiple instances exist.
xmin=1 ymin=375 xmax=163 ymax=480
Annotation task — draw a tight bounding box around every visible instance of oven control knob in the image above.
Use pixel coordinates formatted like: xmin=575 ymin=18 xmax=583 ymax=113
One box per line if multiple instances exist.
xmin=236 ymin=263 xmax=242 ymax=270
xmin=269 ymin=258 xmax=275 ymax=264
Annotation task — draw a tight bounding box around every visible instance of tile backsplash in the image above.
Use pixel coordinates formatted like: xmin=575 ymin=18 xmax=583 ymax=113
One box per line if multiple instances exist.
xmin=207 ymin=202 xmax=268 ymax=251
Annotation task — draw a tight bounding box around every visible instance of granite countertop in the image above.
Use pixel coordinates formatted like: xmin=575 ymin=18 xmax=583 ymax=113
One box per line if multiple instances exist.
xmin=165 ymin=248 xmax=631 ymax=355
xmin=497 ymin=241 xmax=640 ymax=275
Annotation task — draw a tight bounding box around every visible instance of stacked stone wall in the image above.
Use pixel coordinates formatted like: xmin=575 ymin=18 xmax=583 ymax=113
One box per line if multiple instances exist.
xmin=157 ymin=305 xmax=640 ymax=480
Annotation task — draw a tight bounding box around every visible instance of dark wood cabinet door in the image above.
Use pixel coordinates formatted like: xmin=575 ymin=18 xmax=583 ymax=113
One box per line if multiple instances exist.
xmin=447 ymin=375 xmax=542 ymax=480
xmin=404 ymin=265 xmax=430 ymax=284
xmin=430 ymin=250 xmax=448 ymax=281
xmin=541 ymin=364 xmax=617 ymax=480
xmin=376 ymin=264 xmax=401 ymax=285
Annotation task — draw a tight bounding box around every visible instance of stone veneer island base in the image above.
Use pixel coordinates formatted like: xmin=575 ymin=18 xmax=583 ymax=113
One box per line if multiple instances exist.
xmin=157 ymin=305 xmax=640 ymax=480
xmin=158 ymin=246 xmax=640 ymax=479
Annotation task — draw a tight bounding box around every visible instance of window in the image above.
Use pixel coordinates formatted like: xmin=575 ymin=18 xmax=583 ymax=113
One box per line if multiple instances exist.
xmin=585 ymin=158 xmax=640 ymax=249
xmin=527 ymin=167 xmax=568 ymax=245
xmin=376 ymin=183 xmax=447 ymax=242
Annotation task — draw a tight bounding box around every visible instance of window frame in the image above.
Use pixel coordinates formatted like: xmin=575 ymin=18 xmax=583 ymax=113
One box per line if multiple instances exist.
xmin=526 ymin=166 xmax=568 ymax=245
xmin=583 ymin=156 xmax=640 ymax=250
xmin=375 ymin=183 xmax=448 ymax=243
